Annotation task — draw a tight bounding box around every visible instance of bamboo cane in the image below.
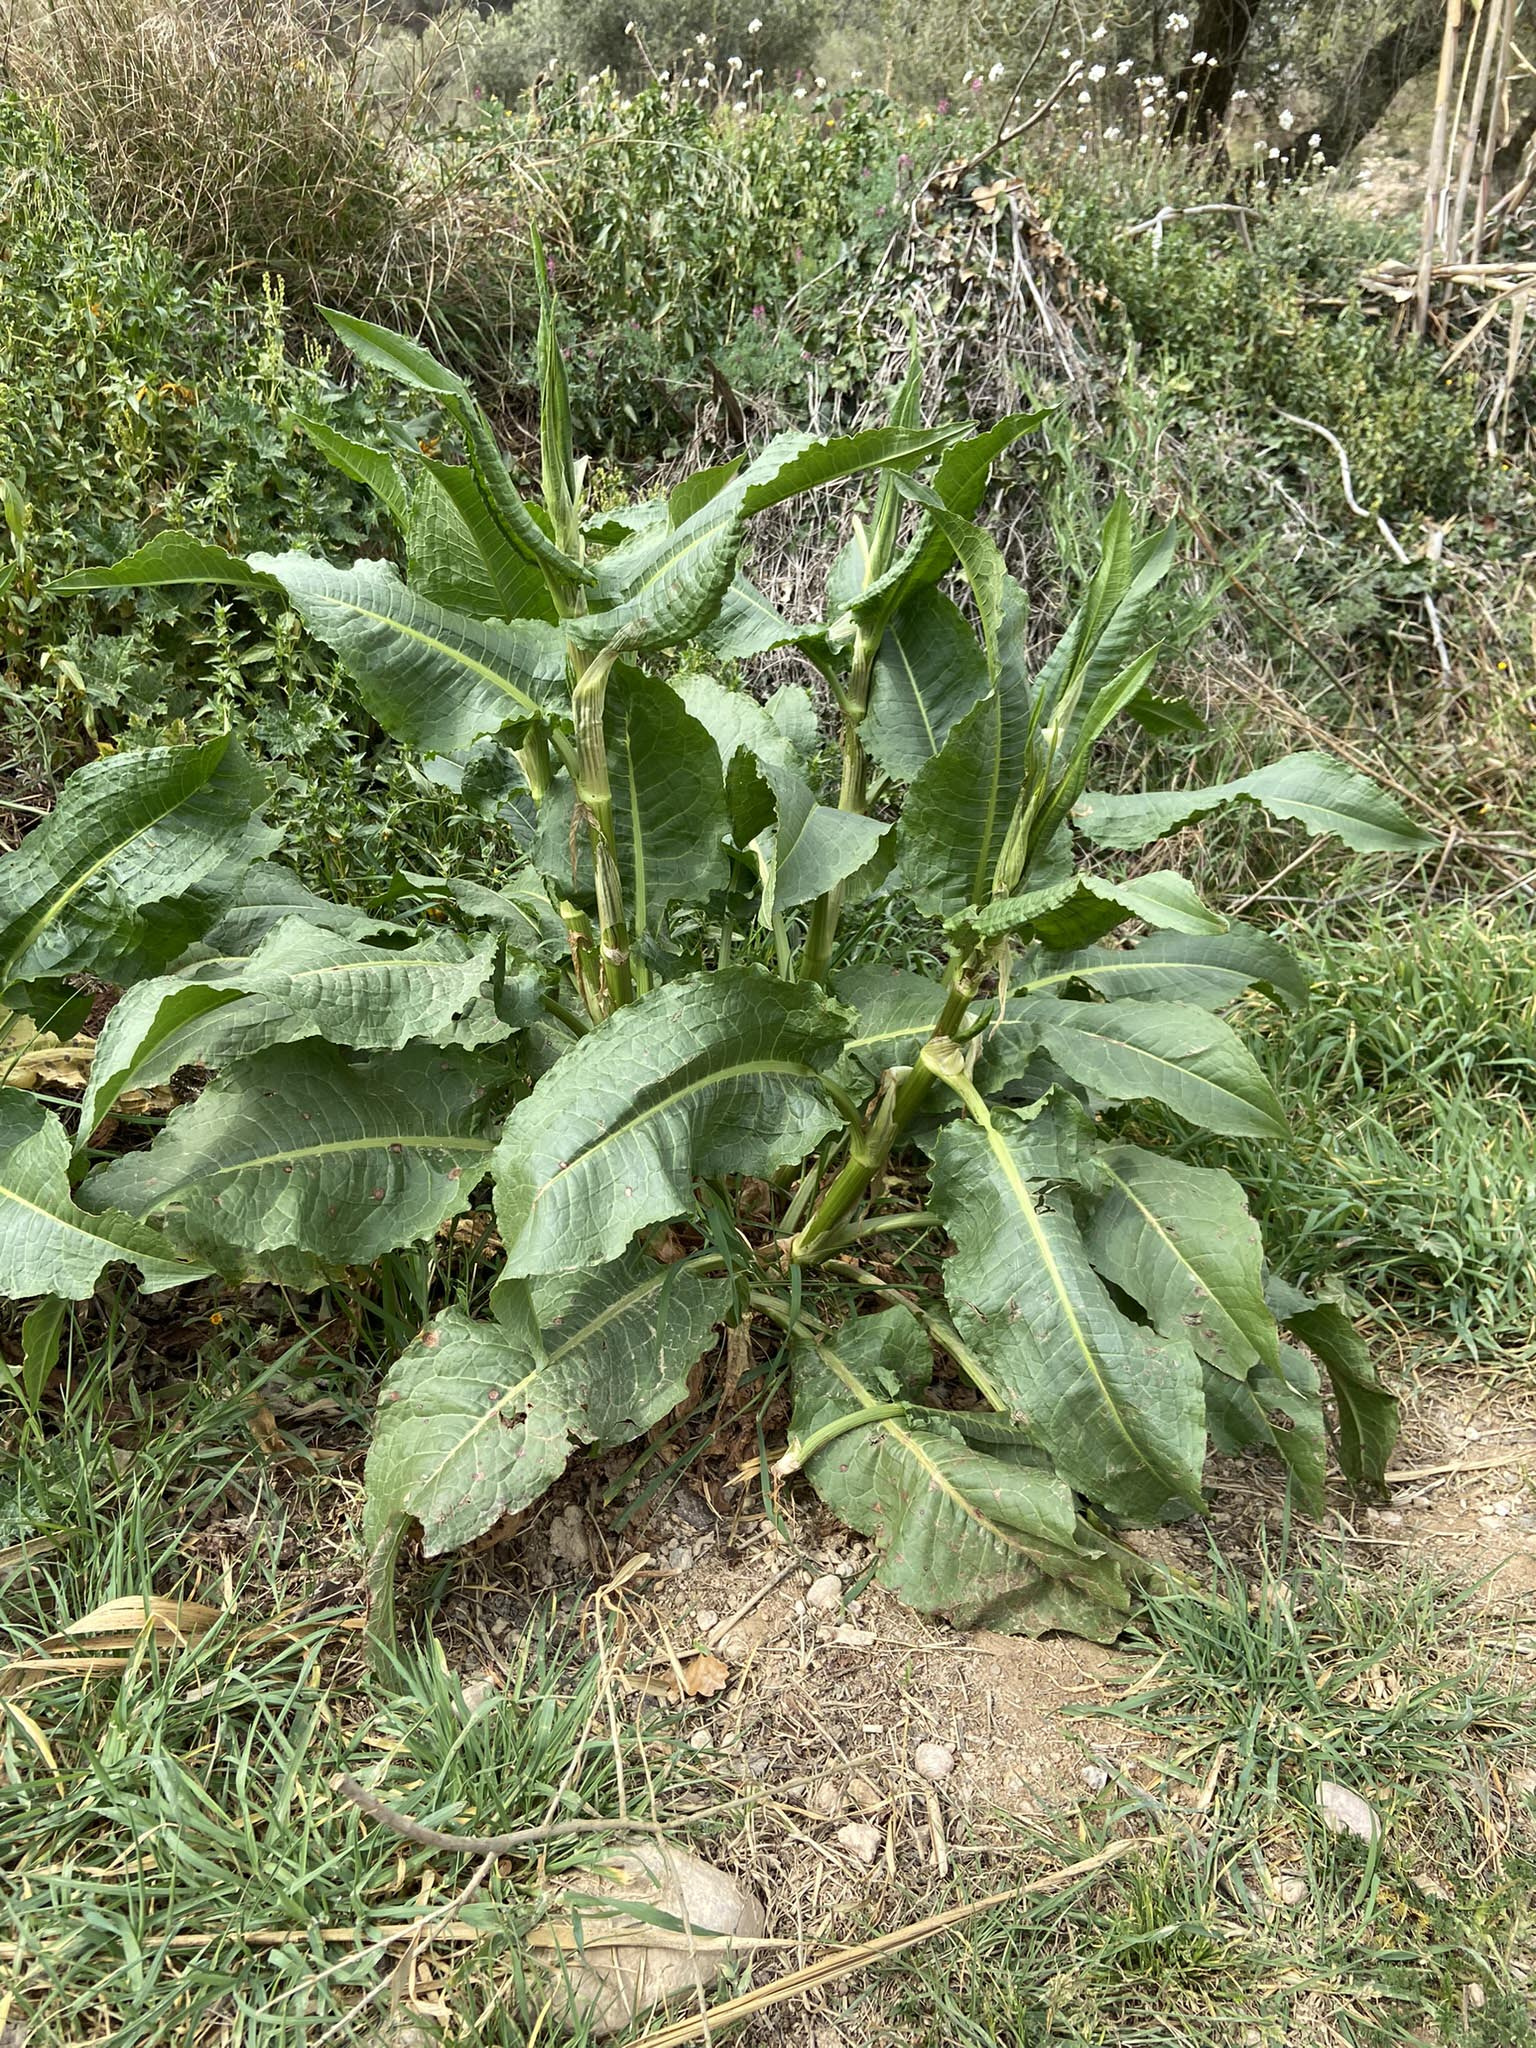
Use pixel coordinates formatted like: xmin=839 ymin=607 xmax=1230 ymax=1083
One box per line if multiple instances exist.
xmin=1417 ymin=0 xmax=1468 ymax=337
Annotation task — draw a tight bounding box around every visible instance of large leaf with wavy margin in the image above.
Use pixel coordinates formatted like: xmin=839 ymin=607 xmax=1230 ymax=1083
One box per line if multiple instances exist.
xmin=493 ymin=969 xmax=845 ymax=1277
xmin=931 ymin=1109 xmax=1206 ymax=1521
xmin=0 ymin=736 xmax=271 ymax=993
xmin=80 ymin=920 xmax=520 ymax=1139
xmin=364 ymin=1250 xmax=730 ymax=1565
xmin=897 ymin=681 xmax=1035 ymax=917
xmin=1072 ymin=752 xmax=1433 ymax=854
xmin=1024 ymin=997 xmax=1286 ymax=1139
xmin=0 ymin=1098 xmax=209 ymax=1300
xmin=1016 ymin=928 xmax=1308 ymax=1012
xmin=1083 ymin=1143 xmax=1278 ymax=1379
xmin=864 ymin=586 xmax=990 ymax=785
xmin=249 ymin=553 xmax=566 ymax=754
xmin=791 ymin=1310 xmax=1131 ymax=1638
xmin=82 ymin=1042 xmax=493 ymax=1268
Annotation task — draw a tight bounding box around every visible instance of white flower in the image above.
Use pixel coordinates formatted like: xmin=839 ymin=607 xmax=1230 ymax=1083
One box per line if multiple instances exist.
xmin=1077 ymin=89 xmax=1092 ymax=103
xmin=1116 ymin=58 xmax=1132 ymax=74
xmin=1191 ymin=49 xmax=1205 ymax=64
xmin=1166 ymin=10 xmax=1189 ymax=29
xmin=793 ymin=84 xmax=806 ymax=97
xmin=815 ymin=74 xmax=826 ymax=87
xmin=658 ymin=66 xmax=669 ymax=79
xmin=1268 ymin=145 xmax=1280 ymax=158
xmin=695 ymin=30 xmax=707 ymax=46
xmin=1103 ymin=124 xmax=1121 ymax=139
xmin=624 ymin=16 xmax=634 ymax=29
xmin=1150 ymin=73 xmax=1163 ymax=86
xmin=1089 ymin=63 xmax=1105 ymax=81
xmin=1058 ymin=46 xmax=1072 ymax=58
xmin=587 ymin=72 xmax=599 ymax=83
xmin=850 ymin=66 xmax=863 ymax=79
xmin=1278 ymin=107 xmax=1294 ymax=130
xmin=734 ymin=98 xmax=747 ymax=109
xmin=1231 ymin=86 xmax=1248 ymax=99
xmin=1174 ymin=88 xmax=1187 ymax=100
xmin=1308 ymin=132 xmax=1322 ymax=149
xmin=1091 ymin=22 xmax=1107 ymax=38
xmin=988 ymin=60 xmax=1005 ymax=81
xmin=727 ymin=53 xmax=741 ymax=67
xmin=747 ymin=14 xmax=761 ymax=29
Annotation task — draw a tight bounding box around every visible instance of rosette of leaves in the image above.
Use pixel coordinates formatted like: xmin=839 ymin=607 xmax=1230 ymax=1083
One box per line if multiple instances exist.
xmin=3 ymin=251 xmax=1430 ymax=1659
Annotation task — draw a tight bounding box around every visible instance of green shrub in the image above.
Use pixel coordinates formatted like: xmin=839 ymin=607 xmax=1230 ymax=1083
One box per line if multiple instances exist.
xmin=1 ymin=289 xmax=1433 ymax=1660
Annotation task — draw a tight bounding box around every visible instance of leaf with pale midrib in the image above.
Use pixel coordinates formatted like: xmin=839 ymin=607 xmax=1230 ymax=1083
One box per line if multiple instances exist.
xmin=1016 ymin=928 xmax=1308 ymax=1012
xmin=791 ymin=1310 xmax=1132 ymax=1638
xmin=82 ymin=1042 xmax=494 ymax=1269
xmin=1073 ymin=751 xmax=1434 ymax=854
xmin=364 ymin=1250 xmax=732 ymax=1561
xmin=79 ymin=920 xmax=518 ymax=1139
xmin=1022 ymin=996 xmax=1286 ymax=1140
xmin=0 ymin=1104 xmax=210 ymax=1301
xmin=0 ymin=736 xmax=272 ymax=994
xmin=931 ymin=1112 xmax=1206 ymax=1522
xmin=492 ymin=969 xmax=846 ymax=1277
xmin=1083 ymin=1143 xmax=1279 ymax=1379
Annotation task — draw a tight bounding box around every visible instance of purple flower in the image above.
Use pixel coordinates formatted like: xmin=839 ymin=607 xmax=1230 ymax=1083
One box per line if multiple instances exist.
xmin=897 ymin=151 xmax=911 ymax=168
xmin=937 ymin=96 xmax=950 ymax=114
xmin=752 ymin=303 xmax=766 ymax=321
xmin=970 ymin=76 xmax=982 ymax=92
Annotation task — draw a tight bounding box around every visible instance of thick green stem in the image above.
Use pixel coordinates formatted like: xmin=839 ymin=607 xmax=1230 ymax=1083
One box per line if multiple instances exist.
xmin=791 ymin=967 xmax=976 ymax=1261
xmin=801 ymin=629 xmax=878 ymax=986
xmin=516 ymin=726 xmax=554 ymax=803
xmin=773 ymin=1400 xmax=910 ymax=1477
xmin=571 ymin=647 xmax=634 ymax=1012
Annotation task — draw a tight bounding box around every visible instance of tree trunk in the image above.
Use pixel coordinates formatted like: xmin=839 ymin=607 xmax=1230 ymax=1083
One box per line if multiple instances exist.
xmin=1166 ymin=0 xmax=1257 ymax=141
xmin=1309 ymin=3 xmax=1446 ymax=166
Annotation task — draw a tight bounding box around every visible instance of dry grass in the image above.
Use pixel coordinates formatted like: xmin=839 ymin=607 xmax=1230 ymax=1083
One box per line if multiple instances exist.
xmin=0 ymin=0 xmax=523 ymax=344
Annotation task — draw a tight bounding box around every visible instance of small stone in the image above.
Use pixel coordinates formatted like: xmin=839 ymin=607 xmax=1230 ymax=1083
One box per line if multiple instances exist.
xmin=831 ymin=1624 xmax=876 ymax=1647
xmin=1279 ymin=1875 xmax=1309 ymax=1905
xmin=913 ymin=1741 xmax=954 ymax=1782
xmin=806 ymin=1574 xmax=844 ymax=1614
xmin=1316 ymin=1780 xmax=1381 ymax=1844
xmin=834 ymin=1822 xmax=883 ymax=1866
xmin=847 ymin=1775 xmax=882 ymax=1813
xmin=668 ymin=1544 xmax=693 ymax=1571
xmin=689 ymin=1728 xmax=712 ymax=1750
xmin=696 ymin=1609 xmax=719 ymax=1630
xmin=811 ymin=1781 xmax=841 ymax=1817
xmin=459 ymin=1673 xmax=498 ymax=1716
xmin=745 ymin=1750 xmax=772 ymax=1776
xmin=1080 ymin=1764 xmax=1109 ymax=1792
xmin=1465 ymin=1983 xmax=1487 ymax=2011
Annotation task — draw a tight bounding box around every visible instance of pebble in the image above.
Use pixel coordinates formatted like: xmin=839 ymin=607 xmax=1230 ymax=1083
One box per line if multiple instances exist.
xmin=696 ymin=1609 xmax=719 ymax=1630
xmin=834 ymin=1822 xmax=883 ymax=1866
xmin=1279 ymin=1875 xmax=1309 ymax=1905
xmin=1080 ymin=1764 xmax=1109 ymax=1792
xmin=689 ymin=1728 xmax=713 ymax=1750
xmin=847 ymin=1775 xmax=883 ymax=1813
xmin=806 ymin=1574 xmax=844 ymax=1614
xmin=832 ymin=1624 xmax=876 ymax=1647
xmin=811 ymin=1781 xmax=842 ymax=1817
xmin=913 ymin=1741 xmax=955 ymax=1782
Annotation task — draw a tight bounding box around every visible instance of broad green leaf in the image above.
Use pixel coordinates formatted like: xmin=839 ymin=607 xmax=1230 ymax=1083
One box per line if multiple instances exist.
xmin=294 ymin=415 xmax=409 ymax=524
xmin=1073 ymin=751 xmax=1434 ymax=855
xmin=1083 ymin=1144 xmax=1279 ymax=1378
xmin=492 ymin=968 xmax=845 ymax=1277
xmin=194 ymin=863 xmax=404 ymax=958
xmin=1025 ymin=997 xmax=1286 ymax=1139
xmin=832 ymin=965 xmax=962 ymax=1086
xmin=397 ymin=871 xmax=568 ymax=960
xmin=83 ymin=1042 xmax=493 ymax=1269
xmin=746 ymin=759 xmax=888 ymax=923
xmin=696 ymin=575 xmax=813 ymax=660
xmin=18 ymin=1294 xmax=68 ymax=1406
xmin=673 ymin=674 xmax=882 ymax=918
xmin=577 ymin=425 xmax=964 ymax=653
xmin=897 ymin=682 xmax=1034 ymax=917
xmin=407 ymin=460 xmax=557 ymax=623
xmin=931 ymin=1110 xmax=1207 ymax=1521
xmin=846 ymin=412 xmax=1047 ymax=629
xmin=536 ymin=669 xmax=729 ymax=928
xmin=792 ymin=1310 xmax=1132 ymax=1637
xmin=1 ymin=978 xmax=92 ymax=1042
xmin=864 ymin=587 xmax=989 ymax=785
xmin=319 ymin=309 xmax=588 ymax=589
xmin=246 ymin=553 xmax=566 ymax=754
xmin=0 ymin=736 xmax=272 ymax=992
xmin=668 ymin=457 xmax=744 ymax=529
xmin=80 ymin=920 xmax=518 ymax=1139
xmin=1125 ymin=685 xmax=1204 ymax=738
xmin=1268 ymin=1281 xmax=1398 ymax=1495
xmin=1038 ymin=516 xmax=1177 ymax=730
xmin=48 ymin=532 xmax=284 ymax=594
xmin=364 ymin=1250 xmax=730 ymax=1560
xmin=963 ymin=871 xmax=1227 ymax=949
xmin=1019 ymin=928 xmax=1308 ymax=1012
xmin=0 ymin=1108 xmax=209 ymax=1300
xmin=1203 ymin=1345 xmax=1327 ymax=1516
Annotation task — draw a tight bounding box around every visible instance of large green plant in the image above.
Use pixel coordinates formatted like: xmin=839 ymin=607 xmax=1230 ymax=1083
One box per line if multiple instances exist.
xmin=3 ymin=274 xmax=1430 ymax=1649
